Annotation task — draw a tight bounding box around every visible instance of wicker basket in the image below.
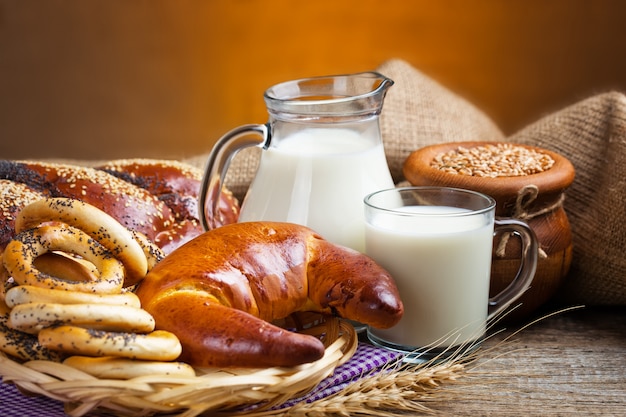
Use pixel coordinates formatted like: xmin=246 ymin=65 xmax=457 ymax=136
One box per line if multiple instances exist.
xmin=0 ymin=315 xmax=358 ymax=417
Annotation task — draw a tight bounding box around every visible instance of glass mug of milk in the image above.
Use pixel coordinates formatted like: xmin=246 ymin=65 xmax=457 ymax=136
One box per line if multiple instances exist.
xmin=364 ymin=186 xmax=538 ymax=362
xmin=199 ymin=72 xmax=395 ymax=253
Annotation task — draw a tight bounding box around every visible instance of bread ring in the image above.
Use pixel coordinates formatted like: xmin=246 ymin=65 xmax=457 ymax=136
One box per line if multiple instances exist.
xmin=34 ymin=251 xmax=99 ymax=283
xmin=3 ymin=223 xmax=125 ymax=294
xmin=130 ymin=230 xmax=165 ymax=271
xmin=0 ymin=321 xmax=64 ymax=361
xmin=4 ymin=285 xmax=141 ymax=309
xmin=15 ymin=198 xmax=148 ymax=286
xmin=38 ymin=326 xmax=181 ymax=361
xmin=63 ymin=356 xmax=195 ymax=379
xmin=8 ymin=302 xmax=155 ymax=335
xmin=0 ymin=261 xmax=14 ymax=301
xmin=0 ymin=299 xmax=62 ymax=361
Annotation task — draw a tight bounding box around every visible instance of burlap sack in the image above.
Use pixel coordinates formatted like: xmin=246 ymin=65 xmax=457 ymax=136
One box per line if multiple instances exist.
xmin=510 ymin=92 xmax=626 ymax=305
xmin=376 ymin=59 xmax=505 ymax=182
xmin=187 ymin=59 xmax=625 ymax=306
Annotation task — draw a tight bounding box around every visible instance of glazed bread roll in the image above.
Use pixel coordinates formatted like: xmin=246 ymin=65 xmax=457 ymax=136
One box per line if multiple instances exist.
xmin=135 ymin=221 xmax=404 ymax=368
xmin=97 ymin=159 xmax=203 ymax=221
xmin=0 ymin=179 xmax=45 ymax=252
xmin=97 ymin=158 xmax=239 ymax=224
xmin=97 ymin=158 xmax=240 ymax=253
xmin=0 ymin=160 xmax=174 ymax=242
xmin=0 ymin=159 xmax=239 ymax=254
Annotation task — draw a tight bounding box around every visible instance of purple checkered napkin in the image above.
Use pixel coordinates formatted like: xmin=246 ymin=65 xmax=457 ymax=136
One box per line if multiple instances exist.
xmin=0 ymin=382 xmax=67 ymax=417
xmin=0 ymin=342 xmax=400 ymax=416
xmin=275 ymin=342 xmax=401 ymax=409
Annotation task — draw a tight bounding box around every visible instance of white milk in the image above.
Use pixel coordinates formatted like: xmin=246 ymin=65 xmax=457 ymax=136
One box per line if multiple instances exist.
xmin=238 ymin=128 xmax=395 ymax=252
xmin=365 ymin=205 xmax=494 ymax=349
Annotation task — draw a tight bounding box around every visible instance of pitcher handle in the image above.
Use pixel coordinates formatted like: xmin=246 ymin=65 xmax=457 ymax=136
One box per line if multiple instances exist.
xmin=487 ymin=218 xmax=538 ymax=320
xmin=199 ymin=123 xmax=271 ymax=230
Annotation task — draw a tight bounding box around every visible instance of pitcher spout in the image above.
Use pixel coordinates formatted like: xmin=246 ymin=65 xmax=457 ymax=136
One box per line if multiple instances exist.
xmin=263 ymin=71 xmax=394 ymax=120
xmin=358 ymin=71 xmax=394 ymax=114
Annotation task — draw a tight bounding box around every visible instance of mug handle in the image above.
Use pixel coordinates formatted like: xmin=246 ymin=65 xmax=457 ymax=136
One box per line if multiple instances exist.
xmin=487 ymin=218 xmax=539 ymax=320
xmin=199 ymin=123 xmax=271 ymax=230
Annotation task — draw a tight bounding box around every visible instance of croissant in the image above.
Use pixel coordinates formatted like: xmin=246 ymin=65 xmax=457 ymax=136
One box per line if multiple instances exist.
xmin=134 ymin=221 xmax=404 ymax=368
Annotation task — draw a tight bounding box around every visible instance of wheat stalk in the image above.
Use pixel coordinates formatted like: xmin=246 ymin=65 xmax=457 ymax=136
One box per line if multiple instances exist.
xmin=232 ymin=350 xmax=473 ymax=417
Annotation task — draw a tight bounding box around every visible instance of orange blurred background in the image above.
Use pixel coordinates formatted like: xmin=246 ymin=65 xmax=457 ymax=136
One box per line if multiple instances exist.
xmin=1 ymin=0 xmax=625 ymax=160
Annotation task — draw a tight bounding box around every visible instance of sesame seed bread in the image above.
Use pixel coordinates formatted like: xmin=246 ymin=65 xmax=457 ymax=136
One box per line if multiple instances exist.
xmin=0 ymin=159 xmax=240 ymax=255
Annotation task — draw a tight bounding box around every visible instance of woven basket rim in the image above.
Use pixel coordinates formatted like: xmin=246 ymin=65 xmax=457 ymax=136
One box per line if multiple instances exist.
xmin=0 ymin=316 xmax=358 ymax=417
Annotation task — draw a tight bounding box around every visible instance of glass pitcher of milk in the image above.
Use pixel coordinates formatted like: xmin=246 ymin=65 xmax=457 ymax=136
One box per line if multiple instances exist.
xmin=200 ymin=72 xmax=395 ymax=252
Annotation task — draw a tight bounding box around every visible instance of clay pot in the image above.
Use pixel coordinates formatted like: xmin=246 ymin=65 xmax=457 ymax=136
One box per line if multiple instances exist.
xmin=403 ymin=141 xmax=576 ymax=321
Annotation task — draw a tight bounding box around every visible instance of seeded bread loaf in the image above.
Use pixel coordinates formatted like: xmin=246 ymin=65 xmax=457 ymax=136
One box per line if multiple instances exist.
xmin=0 ymin=159 xmax=239 ymax=254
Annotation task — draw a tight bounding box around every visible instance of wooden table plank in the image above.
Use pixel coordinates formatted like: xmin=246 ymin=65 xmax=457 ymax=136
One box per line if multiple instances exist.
xmin=425 ymin=306 xmax=626 ymax=416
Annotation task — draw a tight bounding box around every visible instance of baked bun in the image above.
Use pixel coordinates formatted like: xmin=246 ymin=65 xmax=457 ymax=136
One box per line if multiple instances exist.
xmin=0 ymin=159 xmax=240 ymax=254
xmin=135 ymin=221 xmax=403 ymax=368
xmin=0 ymin=179 xmax=45 ymax=252
xmin=97 ymin=158 xmax=239 ymax=253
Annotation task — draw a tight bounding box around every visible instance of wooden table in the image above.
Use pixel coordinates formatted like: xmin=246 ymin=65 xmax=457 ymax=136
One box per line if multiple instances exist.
xmin=1 ymin=305 xmax=624 ymax=416
xmin=424 ymin=306 xmax=626 ymax=416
